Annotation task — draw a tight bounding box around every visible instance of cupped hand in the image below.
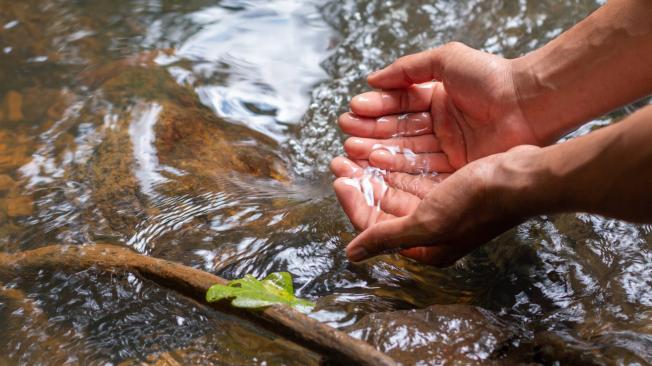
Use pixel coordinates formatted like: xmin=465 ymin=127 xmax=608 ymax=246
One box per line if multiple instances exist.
xmin=332 ymin=146 xmax=542 ymax=266
xmin=340 ymin=42 xmax=539 ymax=171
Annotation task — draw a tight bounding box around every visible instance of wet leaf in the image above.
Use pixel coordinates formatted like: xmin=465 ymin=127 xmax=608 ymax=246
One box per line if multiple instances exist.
xmin=206 ymin=272 xmax=314 ymax=313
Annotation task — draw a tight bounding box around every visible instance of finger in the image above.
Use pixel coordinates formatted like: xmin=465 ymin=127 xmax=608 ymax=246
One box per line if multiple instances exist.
xmin=333 ymin=177 xmax=396 ymax=230
xmin=354 ymin=159 xmax=370 ymax=168
xmin=338 ymin=112 xmax=433 ymax=139
xmin=399 ymin=246 xmax=457 ymax=267
xmin=384 ymin=172 xmax=448 ymax=198
xmin=377 ymin=184 xmax=420 ymax=217
xmin=367 ymin=46 xmax=451 ymax=89
xmin=330 ymin=155 xmax=363 ymax=177
xmin=346 ymin=215 xmax=435 ymax=262
xmin=369 ymin=150 xmax=454 ymax=174
xmin=331 ymin=156 xmax=421 ymax=217
xmin=344 ymin=135 xmax=442 ymax=160
xmin=350 ymin=82 xmax=434 ymax=117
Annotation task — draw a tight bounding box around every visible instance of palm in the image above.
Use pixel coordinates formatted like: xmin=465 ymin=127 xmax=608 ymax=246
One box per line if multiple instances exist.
xmin=333 ymin=44 xmax=537 ymax=263
xmin=340 ymin=52 xmax=535 ymax=171
xmin=331 ymin=156 xmax=448 ymax=263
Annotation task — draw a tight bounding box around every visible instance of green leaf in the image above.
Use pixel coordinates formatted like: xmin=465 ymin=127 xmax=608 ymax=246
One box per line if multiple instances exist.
xmin=205 ymin=272 xmax=315 ymax=313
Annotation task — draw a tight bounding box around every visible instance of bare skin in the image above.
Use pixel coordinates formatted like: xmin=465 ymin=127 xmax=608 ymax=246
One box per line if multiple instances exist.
xmin=332 ymin=0 xmax=652 ymax=265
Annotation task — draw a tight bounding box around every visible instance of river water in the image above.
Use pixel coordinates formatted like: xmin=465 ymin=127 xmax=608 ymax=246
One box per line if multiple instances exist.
xmin=1 ymin=0 xmax=651 ymax=364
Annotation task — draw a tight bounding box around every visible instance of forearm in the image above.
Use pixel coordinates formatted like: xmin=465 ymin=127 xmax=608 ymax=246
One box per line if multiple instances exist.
xmin=514 ymin=105 xmax=652 ymax=222
xmin=512 ymin=0 xmax=652 ymax=145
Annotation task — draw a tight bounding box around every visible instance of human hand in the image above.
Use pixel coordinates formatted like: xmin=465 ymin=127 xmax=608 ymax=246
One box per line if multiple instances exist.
xmin=340 ymin=42 xmax=541 ymax=171
xmin=332 ymin=146 xmax=543 ymax=266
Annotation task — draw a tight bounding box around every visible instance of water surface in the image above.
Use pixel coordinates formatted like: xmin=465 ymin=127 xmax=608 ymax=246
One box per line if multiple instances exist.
xmin=1 ymin=0 xmax=651 ymax=364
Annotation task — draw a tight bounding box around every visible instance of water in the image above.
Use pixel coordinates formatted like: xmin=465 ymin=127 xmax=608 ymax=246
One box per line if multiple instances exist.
xmin=1 ymin=0 xmax=651 ymax=364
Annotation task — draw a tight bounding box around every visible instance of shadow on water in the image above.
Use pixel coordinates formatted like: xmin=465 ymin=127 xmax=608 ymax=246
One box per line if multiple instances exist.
xmin=0 ymin=0 xmax=651 ymax=364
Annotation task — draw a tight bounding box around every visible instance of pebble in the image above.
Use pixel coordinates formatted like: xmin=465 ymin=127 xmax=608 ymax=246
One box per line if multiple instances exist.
xmin=5 ymin=196 xmax=33 ymax=217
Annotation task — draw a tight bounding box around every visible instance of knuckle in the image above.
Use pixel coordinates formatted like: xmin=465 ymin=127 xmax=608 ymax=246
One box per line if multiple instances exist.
xmin=395 ymin=55 xmax=419 ymax=83
xmin=404 ymin=136 xmax=417 ymax=152
xmin=443 ymin=41 xmax=467 ymax=51
xmin=413 ymin=212 xmax=437 ymax=236
xmin=399 ymin=91 xmax=410 ymax=111
xmin=395 ymin=55 xmax=411 ymax=69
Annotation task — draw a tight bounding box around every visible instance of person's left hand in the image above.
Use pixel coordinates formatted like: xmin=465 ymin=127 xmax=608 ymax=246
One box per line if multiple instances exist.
xmin=331 ymin=146 xmax=542 ymax=266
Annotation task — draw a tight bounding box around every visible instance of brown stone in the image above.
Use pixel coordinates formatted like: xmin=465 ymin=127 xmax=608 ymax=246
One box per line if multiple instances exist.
xmin=346 ymin=304 xmax=525 ymax=365
xmin=5 ymin=196 xmax=33 ymax=217
xmin=0 ymin=175 xmax=15 ymax=192
xmin=6 ymin=91 xmax=24 ymax=122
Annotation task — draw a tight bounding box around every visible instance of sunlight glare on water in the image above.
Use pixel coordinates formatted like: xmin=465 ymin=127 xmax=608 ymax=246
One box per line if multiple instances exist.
xmin=0 ymin=0 xmax=651 ymax=364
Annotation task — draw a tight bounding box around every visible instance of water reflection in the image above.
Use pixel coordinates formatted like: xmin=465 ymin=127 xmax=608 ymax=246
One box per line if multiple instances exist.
xmin=156 ymin=0 xmax=333 ymax=140
xmin=1 ymin=270 xmax=320 ymax=365
xmin=1 ymin=0 xmax=652 ymax=364
xmin=128 ymin=103 xmax=167 ymax=197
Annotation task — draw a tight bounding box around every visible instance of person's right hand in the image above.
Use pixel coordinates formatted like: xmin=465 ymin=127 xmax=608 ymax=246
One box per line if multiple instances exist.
xmin=332 ymin=145 xmax=545 ymax=266
xmin=339 ymin=42 xmax=541 ymax=172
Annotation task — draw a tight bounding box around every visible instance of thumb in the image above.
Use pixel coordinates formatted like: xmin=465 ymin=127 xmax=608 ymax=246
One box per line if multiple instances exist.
xmin=367 ymin=46 xmax=448 ymax=89
xmin=346 ymin=215 xmax=435 ymax=262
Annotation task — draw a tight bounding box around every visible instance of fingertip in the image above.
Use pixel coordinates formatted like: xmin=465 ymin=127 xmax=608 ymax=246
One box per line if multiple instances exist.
xmin=338 ymin=112 xmax=366 ymax=136
xmin=343 ymin=137 xmax=368 ymax=159
xmin=329 ymin=156 xmax=340 ymax=175
xmin=333 ymin=177 xmax=358 ymax=203
xmin=333 ymin=177 xmax=367 ymax=231
xmin=330 ymin=156 xmax=361 ymax=177
xmin=368 ymin=150 xmax=393 ymax=169
xmin=366 ymin=69 xmax=383 ymax=88
xmin=350 ymin=92 xmax=383 ymax=117
xmin=346 ymin=244 xmax=369 ymax=262
xmin=337 ymin=113 xmax=346 ymax=128
xmin=367 ymin=65 xmax=412 ymax=90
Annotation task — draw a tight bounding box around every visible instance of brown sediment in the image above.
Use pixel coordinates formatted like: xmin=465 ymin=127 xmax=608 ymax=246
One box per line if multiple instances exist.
xmin=4 ymin=196 xmax=34 ymax=217
xmin=0 ymin=285 xmax=73 ymax=364
xmin=0 ymin=244 xmax=398 ymax=366
xmin=0 ymin=175 xmax=15 ymax=192
xmin=0 ymin=285 xmax=45 ymax=323
xmin=116 ymin=319 xmax=323 ymax=366
xmin=6 ymin=91 xmax=24 ymax=122
xmin=0 ymin=129 xmax=32 ymax=174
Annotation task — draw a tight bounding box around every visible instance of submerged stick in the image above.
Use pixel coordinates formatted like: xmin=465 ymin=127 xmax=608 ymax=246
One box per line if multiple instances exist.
xmin=0 ymin=244 xmax=397 ymax=366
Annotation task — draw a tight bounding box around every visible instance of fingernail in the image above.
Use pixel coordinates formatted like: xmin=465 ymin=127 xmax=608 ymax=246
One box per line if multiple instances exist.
xmin=353 ymin=94 xmax=371 ymax=104
xmin=347 ymin=245 xmax=369 ymax=262
xmin=347 ymin=113 xmax=361 ymax=120
xmin=348 ymin=137 xmax=365 ymax=146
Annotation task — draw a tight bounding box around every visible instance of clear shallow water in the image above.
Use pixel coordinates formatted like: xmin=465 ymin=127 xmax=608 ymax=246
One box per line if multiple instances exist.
xmin=1 ymin=0 xmax=651 ymax=364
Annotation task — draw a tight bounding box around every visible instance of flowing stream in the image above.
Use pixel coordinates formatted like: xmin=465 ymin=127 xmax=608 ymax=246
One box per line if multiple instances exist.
xmin=1 ymin=0 xmax=651 ymax=364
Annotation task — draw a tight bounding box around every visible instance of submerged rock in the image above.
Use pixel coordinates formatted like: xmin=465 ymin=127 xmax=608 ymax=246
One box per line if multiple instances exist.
xmin=346 ymin=304 xmax=525 ymax=365
xmin=5 ymin=91 xmax=24 ymax=122
xmin=63 ymin=57 xmax=292 ymax=247
xmin=4 ymin=196 xmax=34 ymax=217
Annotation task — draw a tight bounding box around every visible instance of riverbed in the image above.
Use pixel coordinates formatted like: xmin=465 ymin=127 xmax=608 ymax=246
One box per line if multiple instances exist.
xmin=1 ymin=0 xmax=651 ymax=364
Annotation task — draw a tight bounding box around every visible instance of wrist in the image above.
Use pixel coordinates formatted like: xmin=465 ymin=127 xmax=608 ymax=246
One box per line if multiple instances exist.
xmin=487 ymin=145 xmax=565 ymax=217
xmin=509 ymin=54 xmax=580 ymax=146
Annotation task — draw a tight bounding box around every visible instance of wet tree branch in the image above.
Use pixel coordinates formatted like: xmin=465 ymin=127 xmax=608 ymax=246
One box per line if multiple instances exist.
xmin=0 ymin=244 xmax=397 ymax=366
